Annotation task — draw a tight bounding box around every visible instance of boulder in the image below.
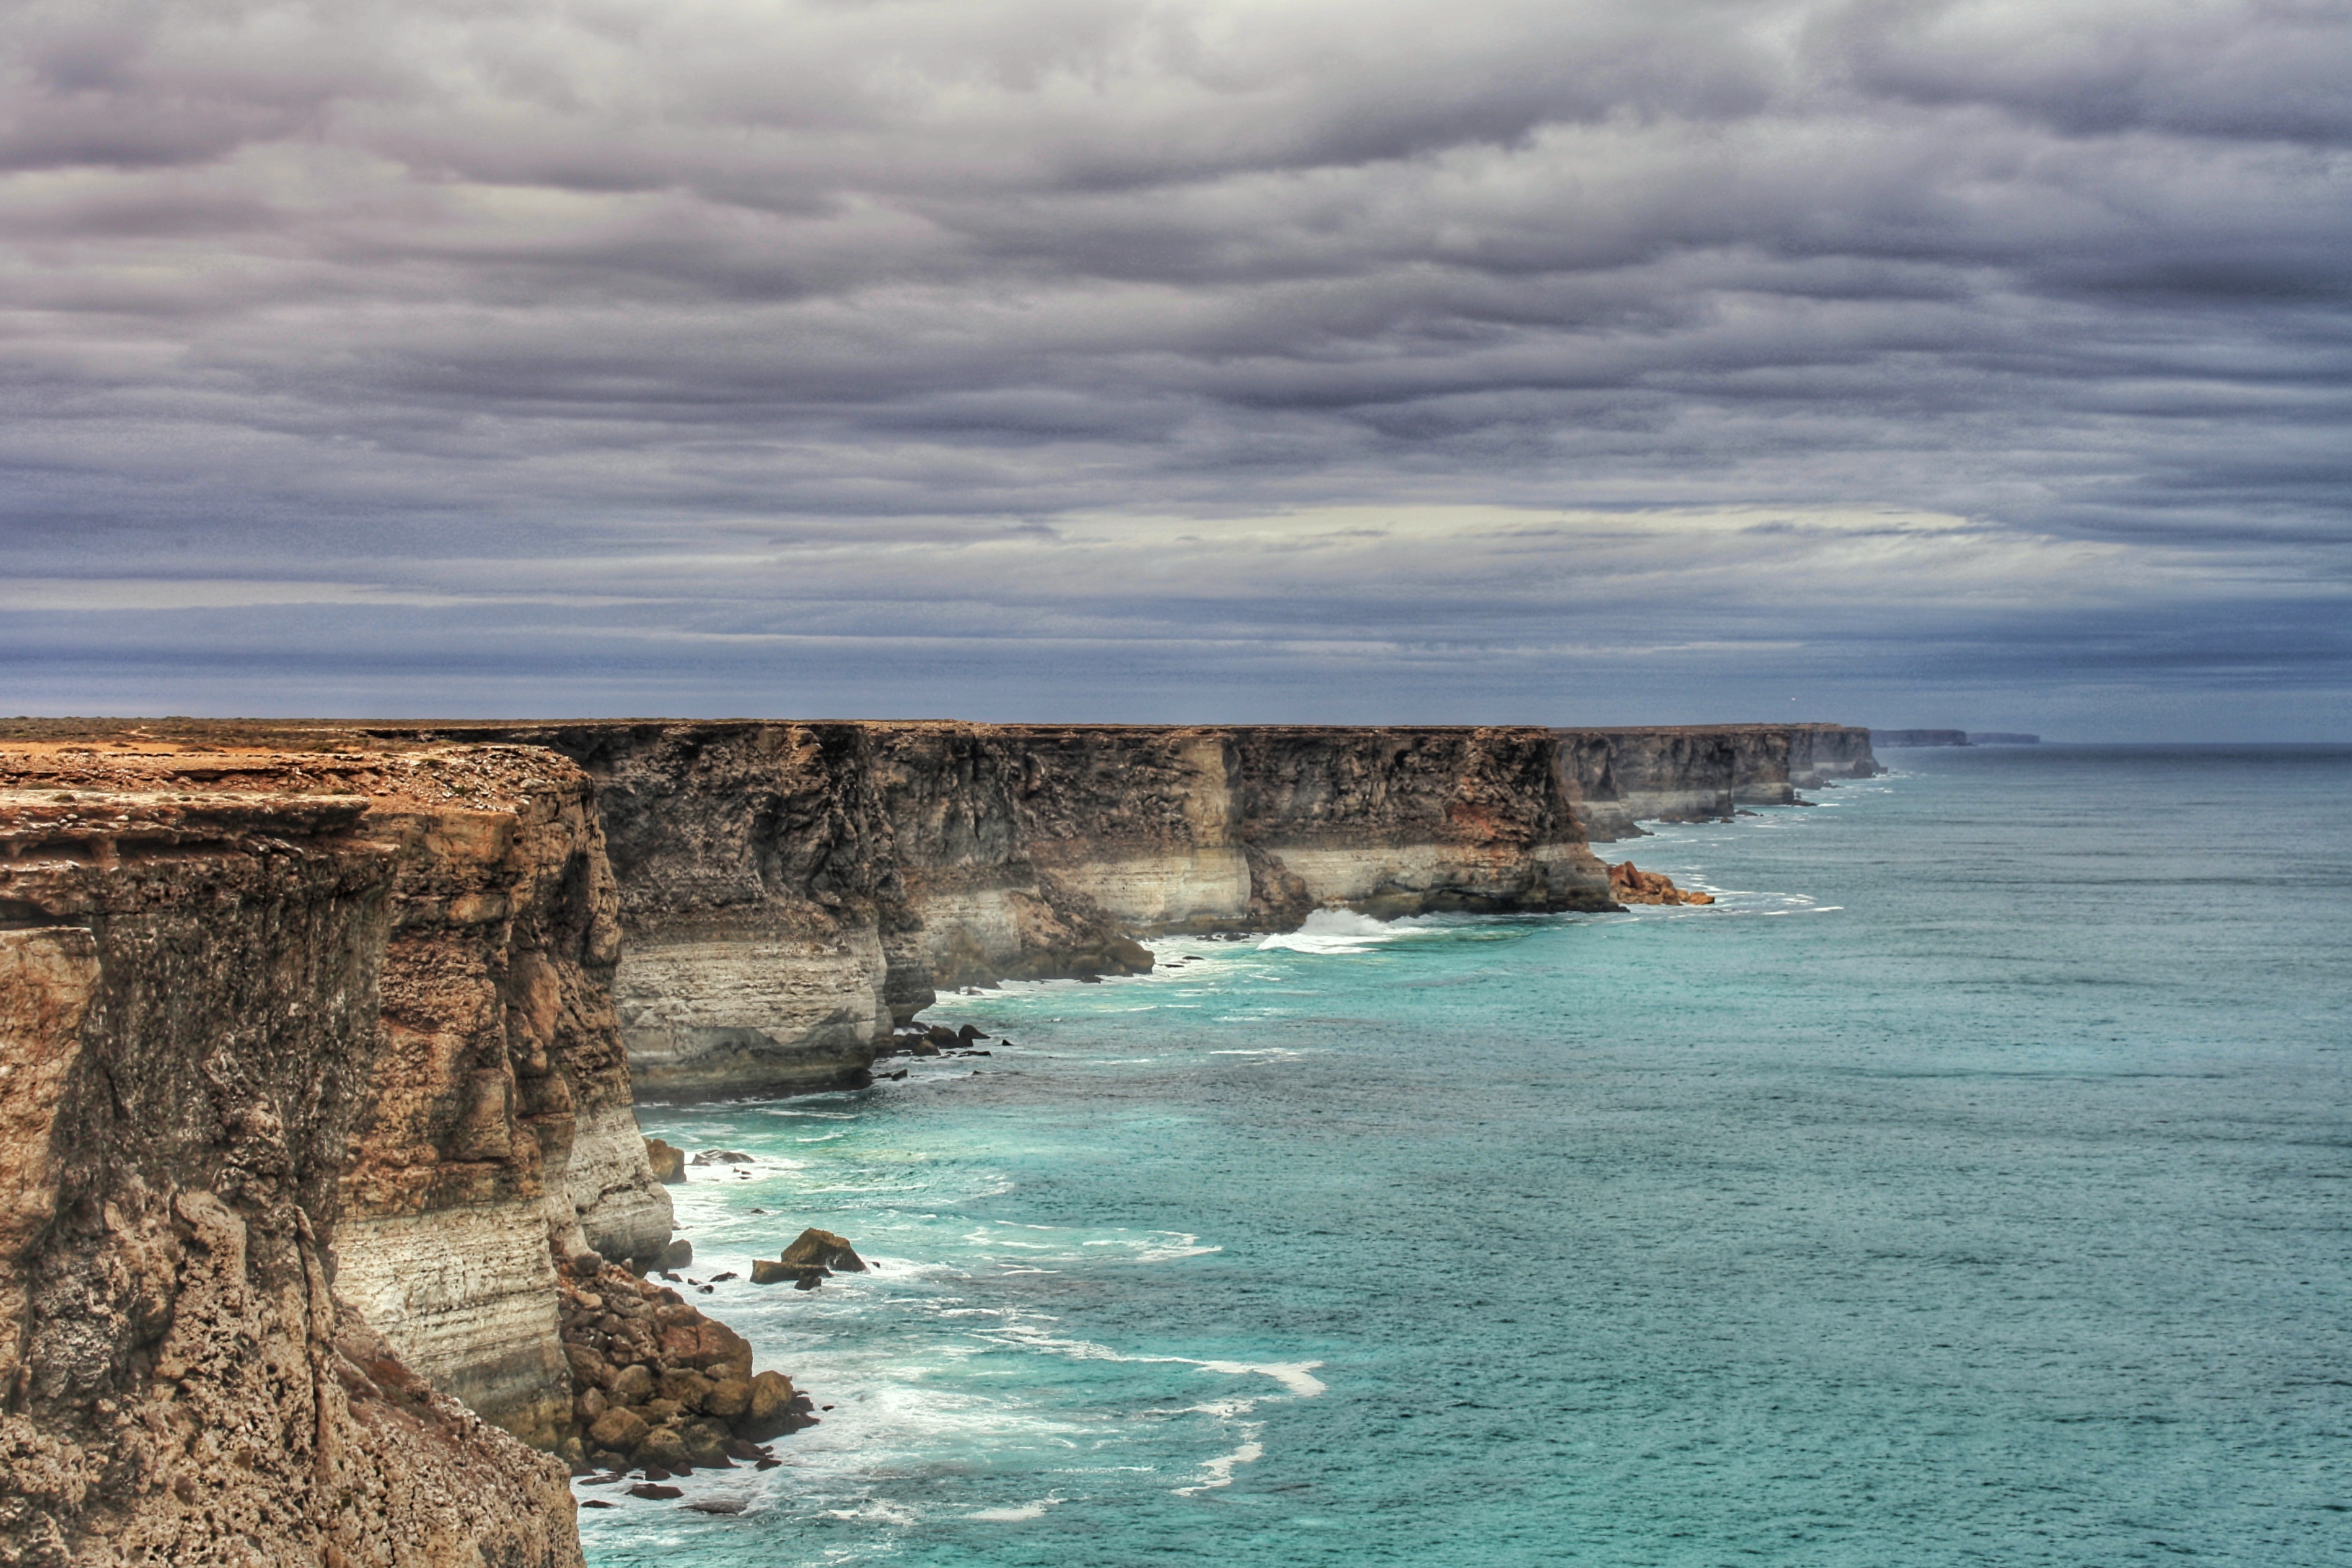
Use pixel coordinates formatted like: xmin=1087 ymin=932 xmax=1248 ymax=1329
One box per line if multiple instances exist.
xmin=736 ymin=1370 xmax=799 ymax=1441
xmin=658 ymin=1237 xmax=693 ymax=1270
xmin=574 ymin=1386 xmax=608 ymax=1425
xmin=587 ymin=1408 xmax=650 ymax=1455
xmin=703 ymin=1378 xmax=752 ymax=1420
xmin=690 ymin=1149 xmax=753 ymax=1165
xmin=566 ymin=1344 xmax=613 ymax=1390
xmin=634 ymin=1427 xmax=691 ymax=1471
xmin=610 ymin=1364 xmax=656 ymax=1406
xmin=644 ymin=1137 xmax=687 ymax=1183
xmin=659 ymin=1370 xmax=714 ymax=1411
xmin=682 ymin=1420 xmax=735 ymax=1468
xmin=781 ymin=1227 xmax=867 ymax=1274
xmin=626 ymin=1484 xmax=683 ymax=1501
xmin=696 ymin=1318 xmax=755 ymax=1382
xmin=638 ymin=1397 xmax=683 ymax=1427
xmin=1606 ymin=861 xmax=1716 ymax=906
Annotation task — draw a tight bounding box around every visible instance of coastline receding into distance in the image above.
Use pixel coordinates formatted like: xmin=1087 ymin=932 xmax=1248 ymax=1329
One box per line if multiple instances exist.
xmin=0 ymin=717 xmax=1869 ymax=1564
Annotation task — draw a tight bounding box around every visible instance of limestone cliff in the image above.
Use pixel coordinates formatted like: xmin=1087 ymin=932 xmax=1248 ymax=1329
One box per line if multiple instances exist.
xmin=1555 ymin=724 xmax=1880 ymax=841
xmin=0 ymin=715 xmax=1879 ymax=1565
xmin=0 ymin=745 xmax=581 ymax=1568
xmin=402 ymin=723 xmax=1615 ymax=1102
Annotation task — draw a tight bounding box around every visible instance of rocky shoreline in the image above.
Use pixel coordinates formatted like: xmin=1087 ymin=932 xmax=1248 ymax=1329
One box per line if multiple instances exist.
xmin=0 ymin=719 xmax=1874 ymax=1564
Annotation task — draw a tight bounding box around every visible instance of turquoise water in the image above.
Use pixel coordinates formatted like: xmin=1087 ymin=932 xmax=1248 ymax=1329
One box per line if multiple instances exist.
xmin=590 ymin=747 xmax=2352 ymax=1566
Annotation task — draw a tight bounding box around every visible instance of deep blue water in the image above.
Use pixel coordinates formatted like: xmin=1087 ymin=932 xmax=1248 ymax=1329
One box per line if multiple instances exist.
xmin=589 ymin=746 xmax=2352 ymax=1566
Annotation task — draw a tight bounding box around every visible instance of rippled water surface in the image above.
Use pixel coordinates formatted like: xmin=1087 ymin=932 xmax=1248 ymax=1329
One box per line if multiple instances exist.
xmin=588 ymin=746 xmax=2352 ymax=1567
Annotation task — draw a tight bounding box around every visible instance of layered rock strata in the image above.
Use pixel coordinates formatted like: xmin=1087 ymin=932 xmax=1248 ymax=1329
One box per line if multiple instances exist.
xmin=0 ymin=716 xmax=1877 ymax=1563
xmin=395 ymin=723 xmax=1617 ymax=1102
xmin=1555 ymin=724 xmax=1880 ymax=841
xmin=0 ymin=744 xmax=582 ymax=1567
xmin=323 ymin=744 xmax=671 ymax=1451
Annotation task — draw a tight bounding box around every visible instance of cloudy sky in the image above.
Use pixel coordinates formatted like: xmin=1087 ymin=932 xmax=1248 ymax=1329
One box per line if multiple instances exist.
xmin=4 ymin=0 xmax=2347 ymax=735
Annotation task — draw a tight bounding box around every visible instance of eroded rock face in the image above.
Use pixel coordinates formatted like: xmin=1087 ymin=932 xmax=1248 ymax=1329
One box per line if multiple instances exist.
xmin=0 ymin=753 xmax=581 ymax=1568
xmin=405 ymin=722 xmax=1621 ymax=1100
xmin=1556 ymin=724 xmax=1882 ymax=842
xmin=328 ymin=746 xmax=669 ymax=1450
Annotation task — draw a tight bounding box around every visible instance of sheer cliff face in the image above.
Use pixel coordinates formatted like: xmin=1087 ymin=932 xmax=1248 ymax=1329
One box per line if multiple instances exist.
xmin=1556 ymin=725 xmax=1881 ymax=842
xmin=328 ymin=748 xmax=670 ymax=1452
xmin=416 ymin=723 xmax=1616 ymax=1102
xmin=0 ymin=717 xmax=1877 ymax=1562
xmin=444 ymin=724 xmax=912 ymax=1103
xmin=0 ymin=752 xmax=581 ymax=1568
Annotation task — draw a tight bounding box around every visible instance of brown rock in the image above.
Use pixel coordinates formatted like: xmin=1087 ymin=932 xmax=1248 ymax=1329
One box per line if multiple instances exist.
xmin=748 ymin=1258 xmax=820 ymax=1285
xmin=644 ymin=1138 xmax=687 ymax=1183
xmin=633 ymin=1426 xmax=691 ymax=1472
xmin=780 ymin=1227 xmax=867 ymax=1273
xmin=566 ymin=1344 xmax=613 ymax=1390
xmin=574 ymin=1387 xmax=608 ymax=1425
xmin=609 ymin=1364 xmax=656 ymax=1406
xmin=626 ymin=1483 xmax=683 ymax=1501
xmin=1607 ymin=861 xmax=1714 ymax=906
xmin=703 ymin=1378 xmax=752 ymax=1419
xmin=587 ymin=1408 xmax=650 ymax=1455
xmin=659 ymin=1370 xmax=715 ymax=1410
xmin=698 ymin=1317 xmax=755 ymax=1382
xmin=681 ymin=1421 xmax=735 ymax=1468
xmin=639 ymin=1398 xmax=683 ymax=1426
xmin=736 ymin=1370 xmax=799 ymax=1440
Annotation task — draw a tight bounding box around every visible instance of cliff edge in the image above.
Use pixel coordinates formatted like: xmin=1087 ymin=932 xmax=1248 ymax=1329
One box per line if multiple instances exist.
xmin=394 ymin=723 xmax=1618 ymax=1102
xmin=0 ymin=741 xmax=584 ymax=1568
xmin=0 ymin=717 xmax=1877 ymax=1563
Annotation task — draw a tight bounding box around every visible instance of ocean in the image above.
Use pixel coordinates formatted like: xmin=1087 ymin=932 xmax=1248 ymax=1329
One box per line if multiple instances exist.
xmin=586 ymin=745 xmax=2352 ymax=1567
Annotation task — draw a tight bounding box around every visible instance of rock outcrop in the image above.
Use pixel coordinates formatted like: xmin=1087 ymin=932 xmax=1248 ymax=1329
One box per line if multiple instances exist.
xmin=556 ymin=1254 xmax=815 ymax=1472
xmin=0 ymin=742 xmax=581 ymax=1567
xmin=748 ymin=1227 xmax=869 ymax=1289
xmin=1607 ymin=861 xmax=1715 ymax=906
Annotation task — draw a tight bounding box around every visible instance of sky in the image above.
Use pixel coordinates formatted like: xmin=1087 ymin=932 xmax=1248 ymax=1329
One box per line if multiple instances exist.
xmin=4 ymin=0 xmax=2348 ymax=737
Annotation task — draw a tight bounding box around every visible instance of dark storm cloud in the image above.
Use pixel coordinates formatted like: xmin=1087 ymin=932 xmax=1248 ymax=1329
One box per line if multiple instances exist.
xmin=2 ymin=0 xmax=2348 ymax=734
